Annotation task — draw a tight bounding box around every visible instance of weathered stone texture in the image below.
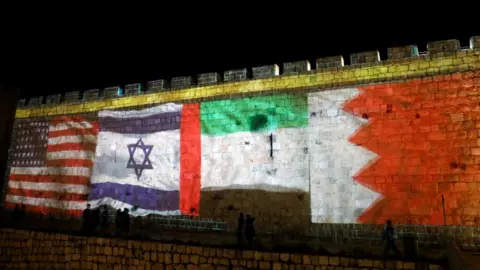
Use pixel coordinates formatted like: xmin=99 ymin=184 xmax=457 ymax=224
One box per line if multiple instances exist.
xmin=252 ymin=64 xmax=279 ymax=79
xmin=197 ymin=72 xmax=222 ymax=85
xmin=171 ymin=76 xmax=196 ymax=89
xmin=316 ymin=55 xmax=344 ymax=69
xmin=223 ymin=68 xmax=249 ymax=82
xmin=350 ymin=50 xmax=380 ymax=65
xmin=0 ymin=228 xmax=442 ymax=270
xmin=387 ymin=45 xmax=419 ymax=59
xmin=147 ymin=79 xmax=170 ymax=92
xmin=103 ymin=86 xmax=121 ymax=99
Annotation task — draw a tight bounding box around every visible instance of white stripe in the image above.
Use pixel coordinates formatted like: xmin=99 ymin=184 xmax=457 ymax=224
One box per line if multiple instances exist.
xmin=46 ymin=151 xmax=95 ymax=160
xmin=8 ymin=181 xmax=88 ymax=194
xmin=10 ymin=167 xmax=92 ymax=177
xmin=201 ymin=128 xmax=309 ymax=192
xmin=5 ymin=195 xmax=86 ymax=210
xmin=99 ymin=103 xmax=183 ymax=119
xmin=50 ymin=121 xmax=92 ymax=131
xmin=48 ymin=135 xmax=97 ymax=145
xmin=88 ymin=198 xmax=181 ymax=217
xmin=308 ymin=88 xmax=380 ymax=224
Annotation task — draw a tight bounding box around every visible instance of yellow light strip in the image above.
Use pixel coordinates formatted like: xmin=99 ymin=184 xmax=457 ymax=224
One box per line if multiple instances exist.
xmin=15 ymin=52 xmax=479 ymax=118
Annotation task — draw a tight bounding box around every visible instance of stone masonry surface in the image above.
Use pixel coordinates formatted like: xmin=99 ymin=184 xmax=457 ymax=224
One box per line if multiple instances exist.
xmin=15 ymin=48 xmax=479 ymax=118
xmin=0 ymin=228 xmax=445 ymax=270
xmin=2 ymin=38 xmax=480 ymax=237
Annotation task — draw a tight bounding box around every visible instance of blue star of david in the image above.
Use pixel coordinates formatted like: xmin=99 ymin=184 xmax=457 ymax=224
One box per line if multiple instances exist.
xmin=126 ymin=138 xmax=153 ymax=179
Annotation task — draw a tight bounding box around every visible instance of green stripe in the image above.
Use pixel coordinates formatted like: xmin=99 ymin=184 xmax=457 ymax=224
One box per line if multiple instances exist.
xmin=200 ymin=93 xmax=308 ymax=136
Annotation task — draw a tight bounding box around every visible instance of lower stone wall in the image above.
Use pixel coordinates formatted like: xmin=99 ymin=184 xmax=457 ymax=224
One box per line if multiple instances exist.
xmin=0 ymin=229 xmax=446 ymax=270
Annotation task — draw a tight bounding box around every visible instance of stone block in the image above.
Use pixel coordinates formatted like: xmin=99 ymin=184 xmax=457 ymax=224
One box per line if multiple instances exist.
xmin=45 ymin=94 xmax=61 ymax=105
xmin=27 ymin=96 xmax=43 ymax=106
xmin=62 ymin=91 xmax=80 ymax=103
xmin=83 ymin=89 xmax=100 ymax=101
xmin=103 ymin=86 xmax=121 ymax=99
xmin=17 ymin=98 xmax=26 ymax=107
xmin=350 ymin=50 xmax=380 ymax=65
xmin=223 ymin=68 xmax=250 ymax=82
xmin=146 ymin=79 xmax=170 ymax=92
xmin=283 ymin=60 xmax=311 ymax=74
xmin=387 ymin=45 xmax=419 ymax=59
xmin=316 ymin=56 xmax=344 ymax=69
xmin=427 ymin=39 xmax=460 ymax=54
xmin=252 ymin=64 xmax=279 ymax=79
xmin=470 ymin=36 xmax=480 ymax=49
xmin=125 ymin=83 xmax=142 ymax=96
xmin=197 ymin=72 xmax=222 ymax=85
xmin=171 ymin=76 xmax=196 ymax=89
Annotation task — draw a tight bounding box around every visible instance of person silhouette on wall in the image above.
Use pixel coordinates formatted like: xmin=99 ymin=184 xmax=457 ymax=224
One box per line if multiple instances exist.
xmin=123 ymin=208 xmax=130 ymax=235
xmin=236 ymin=213 xmax=245 ymax=246
xmin=82 ymin=204 xmax=92 ymax=235
xmin=382 ymin=220 xmax=401 ymax=257
xmin=245 ymin=214 xmax=256 ymax=245
xmin=115 ymin=209 xmax=123 ymax=235
xmin=100 ymin=205 xmax=109 ymax=233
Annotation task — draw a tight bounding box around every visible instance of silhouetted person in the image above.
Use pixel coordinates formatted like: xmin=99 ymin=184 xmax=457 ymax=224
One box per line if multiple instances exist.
xmin=115 ymin=209 xmax=123 ymax=234
xmin=101 ymin=205 xmax=109 ymax=232
xmin=82 ymin=204 xmax=92 ymax=234
xmin=245 ymin=214 xmax=256 ymax=245
xmin=236 ymin=213 xmax=245 ymax=245
xmin=122 ymin=208 xmax=130 ymax=235
xmin=91 ymin=208 xmax=101 ymax=233
xmin=382 ymin=220 xmax=401 ymax=257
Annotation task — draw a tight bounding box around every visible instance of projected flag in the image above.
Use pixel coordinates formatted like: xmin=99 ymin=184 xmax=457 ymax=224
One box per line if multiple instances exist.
xmin=89 ymin=103 xmax=201 ymax=216
xmin=5 ymin=116 xmax=99 ymax=217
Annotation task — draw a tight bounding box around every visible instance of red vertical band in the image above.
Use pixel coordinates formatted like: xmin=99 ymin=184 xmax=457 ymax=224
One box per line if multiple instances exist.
xmin=179 ymin=103 xmax=201 ymax=216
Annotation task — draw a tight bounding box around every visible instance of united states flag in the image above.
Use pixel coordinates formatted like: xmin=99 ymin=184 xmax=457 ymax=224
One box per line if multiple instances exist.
xmin=5 ymin=116 xmax=99 ymax=217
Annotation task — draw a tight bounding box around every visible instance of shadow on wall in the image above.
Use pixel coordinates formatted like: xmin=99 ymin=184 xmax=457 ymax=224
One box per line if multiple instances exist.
xmin=199 ymin=189 xmax=311 ymax=233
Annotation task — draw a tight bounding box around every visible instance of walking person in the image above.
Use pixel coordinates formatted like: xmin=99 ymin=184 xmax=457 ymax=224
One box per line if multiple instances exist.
xmin=236 ymin=213 xmax=245 ymax=246
xmin=244 ymin=214 xmax=256 ymax=246
xmin=382 ymin=220 xmax=401 ymax=257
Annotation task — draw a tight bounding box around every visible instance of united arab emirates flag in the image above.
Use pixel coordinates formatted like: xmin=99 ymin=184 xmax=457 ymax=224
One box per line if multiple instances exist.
xmin=199 ymin=93 xmax=311 ymax=230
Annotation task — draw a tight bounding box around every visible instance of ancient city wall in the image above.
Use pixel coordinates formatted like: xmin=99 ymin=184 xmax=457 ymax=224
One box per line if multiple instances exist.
xmin=2 ymin=37 xmax=480 ymax=234
xmin=0 ymin=228 xmax=445 ymax=270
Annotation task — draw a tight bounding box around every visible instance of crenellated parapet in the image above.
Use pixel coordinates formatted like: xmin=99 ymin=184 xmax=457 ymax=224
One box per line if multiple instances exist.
xmin=16 ymin=36 xmax=479 ymax=112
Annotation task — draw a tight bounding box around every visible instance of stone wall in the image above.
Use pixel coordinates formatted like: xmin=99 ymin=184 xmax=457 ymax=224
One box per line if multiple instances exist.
xmin=2 ymin=37 xmax=480 ymax=235
xmin=0 ymin=228 xmax=445 ymax=270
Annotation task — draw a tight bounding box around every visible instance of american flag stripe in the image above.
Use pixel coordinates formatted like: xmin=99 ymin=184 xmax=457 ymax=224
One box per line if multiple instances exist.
xmin=9 ymin=167 xmax=92 ymax=177
xmin=5 ymin=116 xmax=98 ymax=217
xmin=5 ymin=196 xmax=86 ymax=210
xmin=3 ymin=202 xmax=84 ymax=217
xmin=47 ymin=143 xmax=97 ymax=153
xmin=6 ymin=189 xmax=86 ymax=202
xmin=49 ymin=121 xmax=93 ymax=131
xmin=8 ymin=181 xmax=88 ymax=194
xmin=48 ymin=135 xmax=97 ymax=145
xmin=44 ymin=159 xmax=94 ymax=168
xmin=9 ymin=174 xmax=90 ymax=185
xmin=46 ymin=150 xmax=95 ymax=160
xmin=49 ymin=128 xmax=98 ymax=138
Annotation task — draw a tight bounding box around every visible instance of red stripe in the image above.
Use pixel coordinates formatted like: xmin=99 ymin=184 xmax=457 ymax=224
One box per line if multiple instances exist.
xmin=9 ymin=174 xmax=90 ymax=185
xmin=47 ymin=143 xmax=97 ymax=152
xmin=3 ymin=202 xmax=83 ymax=218
xmin=45 ymin=159 xmax=93 ymax=167
xmin=7 ymin=188 xmax=87 ymax=202
xmin=49 ymin=128 xmax=98 ymax=138
xmin=179 ymin=103 xmax=201 ymax=216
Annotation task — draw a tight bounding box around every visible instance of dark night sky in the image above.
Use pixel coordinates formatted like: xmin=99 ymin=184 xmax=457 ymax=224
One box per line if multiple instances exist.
xmin=1 ymin=11 xmax=478 ymax=99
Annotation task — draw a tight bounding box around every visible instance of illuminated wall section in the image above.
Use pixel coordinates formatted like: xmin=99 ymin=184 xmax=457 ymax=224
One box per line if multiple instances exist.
xmin=4 ymin=46 xmax=480 ymax=231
